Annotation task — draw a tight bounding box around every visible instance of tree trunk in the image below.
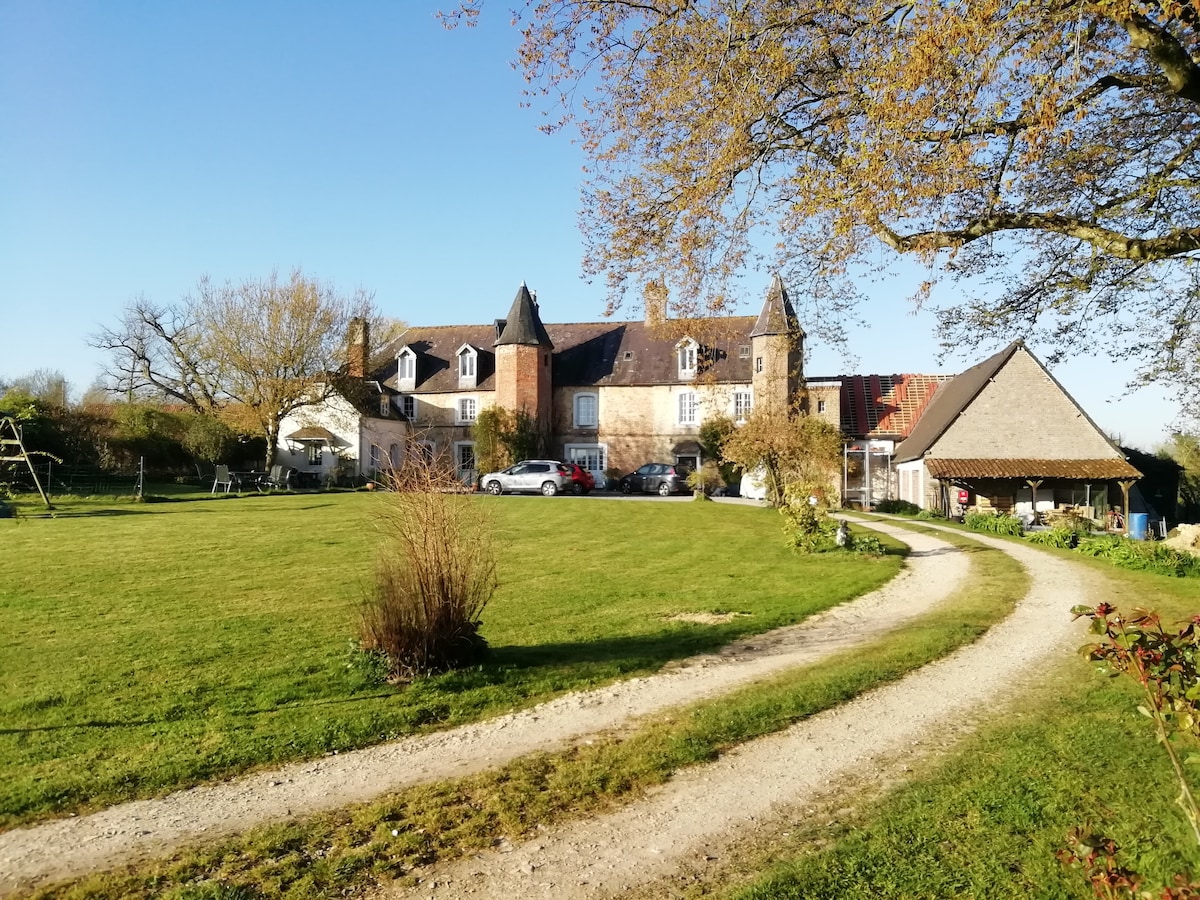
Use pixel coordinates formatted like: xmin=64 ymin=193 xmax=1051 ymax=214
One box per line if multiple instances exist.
xmin=264 ymin=418 xmax=281 ymax=471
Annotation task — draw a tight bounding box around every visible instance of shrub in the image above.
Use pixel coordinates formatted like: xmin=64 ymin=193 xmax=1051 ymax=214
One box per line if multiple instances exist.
xmin=915 ymin=508 xmax=945 ymax=520
xmin=845 ymin=531 xmax=887 ymax=555
xmin=874 ymin=498 xmax=921 ymax=515
xmin=686 ymin=461 xmax=724 ymax=496
xmin=1075 ymin=534 xmax=1200 ymax=578
xmin=779 ymin=482 xmax=839 ymax=552
xmin=358 ymin=451 xmax=497 ymax=681
xmin=964 ymin=511 xmax=1025 ymax=536
xmin=1025 ymin=527 xmax=1080 ymax=549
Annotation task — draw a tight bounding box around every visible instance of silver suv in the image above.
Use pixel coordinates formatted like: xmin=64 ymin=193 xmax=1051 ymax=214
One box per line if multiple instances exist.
xmin=481 ymin=460 xmax=573 ymax=496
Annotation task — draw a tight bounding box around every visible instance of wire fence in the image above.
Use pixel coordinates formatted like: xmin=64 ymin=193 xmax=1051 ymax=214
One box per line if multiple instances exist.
xmin=2 ymin=460 xmax=207 ymax=498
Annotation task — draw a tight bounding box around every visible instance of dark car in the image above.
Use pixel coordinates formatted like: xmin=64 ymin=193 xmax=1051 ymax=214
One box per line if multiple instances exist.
xmin=620 ymin=462 xmax=689 ymax=496
xmin=561 ymin=462 xmax=596 ymax=495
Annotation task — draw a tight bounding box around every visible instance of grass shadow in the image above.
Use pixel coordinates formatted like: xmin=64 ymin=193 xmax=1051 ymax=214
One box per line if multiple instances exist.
xmin=484 ymin=627 xmax=769 ymax=672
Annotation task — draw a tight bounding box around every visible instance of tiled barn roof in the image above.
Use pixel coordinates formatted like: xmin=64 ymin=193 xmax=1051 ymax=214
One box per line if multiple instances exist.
xmin=837 ymin=374 xmax=951 ymax=439
xmin=924 ymin=458 xmax=1141 ymax=480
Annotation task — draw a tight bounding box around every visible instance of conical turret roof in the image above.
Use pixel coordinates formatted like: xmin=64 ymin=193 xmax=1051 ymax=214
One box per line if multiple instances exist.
xmin=495 ymin=282 xmax=554 ymax=348
xmin=749 ymin=273 xmax=803 ymax=338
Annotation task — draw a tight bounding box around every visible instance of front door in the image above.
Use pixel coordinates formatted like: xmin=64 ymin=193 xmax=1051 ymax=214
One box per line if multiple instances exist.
xmin=568 ymin=445 xmax=607 ymax=490
xmin=675 ymin=454 xmax=698 ymax=475
xmin=456 ymin=443 xmax=476 ymax=487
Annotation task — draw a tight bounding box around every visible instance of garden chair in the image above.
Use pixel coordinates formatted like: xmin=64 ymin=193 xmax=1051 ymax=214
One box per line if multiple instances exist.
xmin=211 ymin=465 xmax=234 ymax=493
xmin=261 ymin=464 xmax=294 ymax=491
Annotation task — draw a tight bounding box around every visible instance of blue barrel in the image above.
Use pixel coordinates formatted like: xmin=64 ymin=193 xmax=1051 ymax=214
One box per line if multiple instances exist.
xmin=1128 ymin=512 xmax=1149 ymax=540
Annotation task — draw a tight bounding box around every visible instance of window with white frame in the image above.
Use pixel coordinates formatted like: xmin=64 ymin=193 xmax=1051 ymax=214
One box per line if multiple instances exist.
xmin=458 ymin=350 xmax=476 ymax=378
xmin=369 ymin=444 xmax=381 ymax=477
xmin=734 ymin=391 xmax=752 ymax=421
xmin=755 ymin=356 xmax=764 ymax=373
xmin=307 ymin=443 xmax=323 ymax=466
xmin=739 ymin=345 xmax=750 ymax=359
xmin=817 ymin=399 xmax=826 ymax=414
xmin=379 ymin=394 xmax=390 ymax=416
xmin=573 ymin=392 xmax=598 ymax=428
xmin=400 ymin=395 xmax=416 ymax=420
xmin=678 ymin=391 xmax=697 ymax=425
xmin=397 ymin=349 xmax=415 ymax=382
xmin=457 ymin=396 xmax=478 ymax=423
xmin=457 ymin=345 xmax=478 ymax=389
xmin=677 ymin=339 xmax=698 ymax=379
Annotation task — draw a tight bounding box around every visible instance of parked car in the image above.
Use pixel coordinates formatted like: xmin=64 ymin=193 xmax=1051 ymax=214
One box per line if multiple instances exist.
xmin=561 ymin=462 xmax=596 ymax=495
xmin=480 ymin=460 xmax=573 ymax=496
xmin=620 ymin=462 xmax=689 ymax=496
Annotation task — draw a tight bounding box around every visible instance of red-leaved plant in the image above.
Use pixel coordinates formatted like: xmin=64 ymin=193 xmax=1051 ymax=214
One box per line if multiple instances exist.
xmin=1060 ymin=605 xmax=1200 ymax=898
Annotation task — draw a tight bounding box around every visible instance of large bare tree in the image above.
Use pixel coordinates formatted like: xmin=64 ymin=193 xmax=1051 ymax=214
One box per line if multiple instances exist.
xmin=93 ymin=295 xmax=224 ymax=411
xmin=448 ymin=0 xmax=1200 ymax=409
xmin=93 ymin=270 xmax=376 ymax=468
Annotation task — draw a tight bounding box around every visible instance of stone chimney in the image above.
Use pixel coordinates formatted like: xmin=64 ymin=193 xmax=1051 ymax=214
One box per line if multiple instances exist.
xmin=348 ymin=317 xmax=370 ymax=380
xmin=643 ymin=280 xmax=668 ymax=330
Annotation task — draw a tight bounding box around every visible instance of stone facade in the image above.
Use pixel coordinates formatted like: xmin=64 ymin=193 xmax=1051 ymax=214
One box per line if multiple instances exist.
xmin=285 ymin=286 xmax=1139 ymax=509
xmin=893 ymin=343 xmax=1139 ymax=518
xmin=928 ymin=349 xmax=1116 ymax=460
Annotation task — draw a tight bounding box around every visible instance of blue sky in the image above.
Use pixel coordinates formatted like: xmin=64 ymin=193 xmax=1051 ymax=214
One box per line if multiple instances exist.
xmin=0 ymin=1 xmax=1183 ymax=450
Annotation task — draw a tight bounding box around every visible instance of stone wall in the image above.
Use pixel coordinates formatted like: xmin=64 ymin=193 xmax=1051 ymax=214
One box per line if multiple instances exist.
xmin=931 ymin=349 xmax=1118 ymax=460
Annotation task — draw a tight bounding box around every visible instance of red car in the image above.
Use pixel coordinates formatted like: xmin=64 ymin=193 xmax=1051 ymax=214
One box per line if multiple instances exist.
xmin=562 ymin=462 xmax=596 ymax=495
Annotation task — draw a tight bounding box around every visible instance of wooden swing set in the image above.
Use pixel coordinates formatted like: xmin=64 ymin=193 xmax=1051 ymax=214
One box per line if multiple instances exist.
xmin=1 ymin=416 xmax=52 ymax=509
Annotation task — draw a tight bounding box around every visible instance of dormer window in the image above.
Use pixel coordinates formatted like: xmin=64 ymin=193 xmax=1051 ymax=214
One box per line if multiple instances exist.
xmin=397 ymin=347 xmax=416 ymax=386
xmin=676 ymin=337 xmax=699 ymax=380
xmin=457 ymin=344 xmax=478 ymax=388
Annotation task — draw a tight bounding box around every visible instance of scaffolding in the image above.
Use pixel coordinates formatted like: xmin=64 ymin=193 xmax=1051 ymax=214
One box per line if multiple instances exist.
xmin=842 ymin=440 xmax=894 ymax=510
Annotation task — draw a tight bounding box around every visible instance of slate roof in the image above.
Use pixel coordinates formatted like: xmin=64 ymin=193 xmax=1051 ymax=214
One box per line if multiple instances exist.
xmin=378 ymin=325 xmax=499 ymax=391
xmin=376 ymin=318 xmax=758 ymax=392
xmin=749 ymin=273 xmax=803 ymax=338
xmin=495 ymin=283 xmax=554 ymax=348
xmin=836 ymin=374 xmax=951 ymax=439
xmin=925 ymin=458 xmax=1141 ymax=480
xmin=325 ymin=376 xmax=400 ymax=419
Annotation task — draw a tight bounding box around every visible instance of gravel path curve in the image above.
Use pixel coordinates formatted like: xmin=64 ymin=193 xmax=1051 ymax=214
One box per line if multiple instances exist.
xmin=0 ymin=521 xmax=974 ymax=896
xmin=377 ymin=522 xmax=1103 ymax=899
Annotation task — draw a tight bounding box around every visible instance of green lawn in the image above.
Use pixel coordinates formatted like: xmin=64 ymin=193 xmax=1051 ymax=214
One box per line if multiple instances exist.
xmin=715 ymin=523 xmax=1200 ymax=900
xmin=33 ymin=525 xmax=1026 ymax=900
xmin=0 ymin=492 xmax=902 ymax=828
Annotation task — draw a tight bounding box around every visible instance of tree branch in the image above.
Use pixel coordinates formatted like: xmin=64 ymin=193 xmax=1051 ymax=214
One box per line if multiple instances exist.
xmin=1117 ymin=8 xmax=1200 ymax=102
xmin=876 ymin=212 xmax=1200 ymax=260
